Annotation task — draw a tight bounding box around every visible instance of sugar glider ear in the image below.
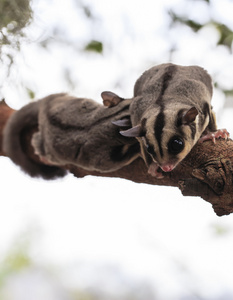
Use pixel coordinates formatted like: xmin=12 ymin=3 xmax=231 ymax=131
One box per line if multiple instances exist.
xmin=112 ymin=117 xmax=131 ymax=128
xmin=101 ymin=91 xmax=124 ymax=107
xmin=120 ymin=125 xmax=143 ymax=137
xmin=182 ymin=107 xmax=198 ymax=125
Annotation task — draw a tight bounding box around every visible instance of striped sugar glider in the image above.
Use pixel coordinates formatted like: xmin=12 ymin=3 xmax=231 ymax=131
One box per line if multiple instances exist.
xmin=103 ymin=63 xmax=229 ymax=178
xmin=3 ymin=93 xmax=140 ymax=178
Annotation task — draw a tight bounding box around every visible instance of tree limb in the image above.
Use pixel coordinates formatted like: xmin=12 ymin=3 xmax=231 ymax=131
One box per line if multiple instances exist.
xmin=0 ymin=99 xmax=15 ymax=156
xmin=1 ymin=100 xmax=233 ymax=216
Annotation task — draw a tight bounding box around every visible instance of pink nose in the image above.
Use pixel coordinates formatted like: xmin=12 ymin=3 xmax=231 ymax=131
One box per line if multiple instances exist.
xmin=161 ymin=165 xmax=175 ymax=172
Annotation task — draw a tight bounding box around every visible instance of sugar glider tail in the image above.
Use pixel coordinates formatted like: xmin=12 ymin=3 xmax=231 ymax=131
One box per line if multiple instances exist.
xmin=3 ymin=101 xmax=67 ymax=179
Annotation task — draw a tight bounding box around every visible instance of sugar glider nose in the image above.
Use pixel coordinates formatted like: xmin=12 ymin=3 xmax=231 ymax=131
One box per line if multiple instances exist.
xmin=161 ymin=164 xmax=175 ymax=172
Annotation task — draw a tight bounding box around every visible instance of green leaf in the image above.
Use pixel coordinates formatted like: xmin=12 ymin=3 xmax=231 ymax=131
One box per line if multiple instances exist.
xmin=169 ymin=11 xmax=203 ymax=32
xmin=213 ymin=22 xmax=233 ymax=49
xmin=210 ymin=223 xmax=231 ymax=236
xmin=26 ymin=87 xmax=35 ymax=99
xmin=84 ymin=40 xmax=103 ymax=54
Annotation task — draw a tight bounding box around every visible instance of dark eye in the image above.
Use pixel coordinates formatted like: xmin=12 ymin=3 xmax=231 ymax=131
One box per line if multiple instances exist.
xmin=168 ymin=136 xmax=184 ymax=154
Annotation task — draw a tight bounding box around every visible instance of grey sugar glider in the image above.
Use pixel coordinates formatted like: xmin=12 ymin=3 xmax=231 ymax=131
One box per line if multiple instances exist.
xmin=103 ymin=63 xmax=229 ymax=178
xmin=3 ymin=93 xmax=140 ymax=178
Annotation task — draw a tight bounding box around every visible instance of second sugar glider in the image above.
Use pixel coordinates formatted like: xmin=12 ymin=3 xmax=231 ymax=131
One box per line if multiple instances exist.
xmin=3 ymin=93 xmax=140 ymax=178
xmin=31 ymin=93 xmax=140 ymax=174
xmin=103 ymin=63 xmax=229 ymax=178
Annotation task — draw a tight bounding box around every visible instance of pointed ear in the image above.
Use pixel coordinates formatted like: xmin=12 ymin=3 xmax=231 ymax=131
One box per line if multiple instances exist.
xmin=101 ymin=91 xmax=124 ymax=107
xmin=182 ymin=107 xmax=198 ymax=125
xmin=112 ymin=118 xmax=131 ymax=128
xmin=120 ymin=125 xmax=143 ymax=137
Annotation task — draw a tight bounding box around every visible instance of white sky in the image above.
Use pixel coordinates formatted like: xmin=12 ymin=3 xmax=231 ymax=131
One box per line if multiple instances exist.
xmin=1 ymin=0 xmax=233 ymax=299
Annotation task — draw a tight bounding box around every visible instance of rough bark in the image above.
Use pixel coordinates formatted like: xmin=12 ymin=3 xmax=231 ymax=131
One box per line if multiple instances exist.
xmin=0 ymin=100 xmax=15 ymax=156
xmin=1 ymin=99 xmax=233 ymax=216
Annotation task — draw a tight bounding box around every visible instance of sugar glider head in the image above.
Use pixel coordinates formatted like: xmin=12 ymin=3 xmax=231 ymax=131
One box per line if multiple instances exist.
xmin=120 ymin=105 xmax=203 ymax=173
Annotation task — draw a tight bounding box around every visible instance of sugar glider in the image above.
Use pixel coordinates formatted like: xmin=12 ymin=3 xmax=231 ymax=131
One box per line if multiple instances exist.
xmin=3 ymin=93 xmax=140 ymax=178
xmin=103 ymin=63 xmax=229 ymax=178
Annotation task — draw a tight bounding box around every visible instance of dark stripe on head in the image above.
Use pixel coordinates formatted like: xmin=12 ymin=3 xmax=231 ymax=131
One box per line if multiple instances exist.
xmin=202 ymin=102 xmax=217 ymax=131
xmin=202 ymin=102 xmax=209 ymax=125
xmin=156 ymin=65 xmax=177 ymax=105
xmin=189 ymin=123 xmax=196 ymax=140
xmin=152 ymin=66 xmax=177 ymax=158
xmin=154 ymin=111 xmax=165 ymax=157
xmin=176 ymin=109 xmax=196 ymax=140
xmin=140 ymin=118 xmax=147 ymax=136
xmin=177 ymin=109 xmax=184 ymax=127
xmin=144 ymin=136 xmax=156 ymax=157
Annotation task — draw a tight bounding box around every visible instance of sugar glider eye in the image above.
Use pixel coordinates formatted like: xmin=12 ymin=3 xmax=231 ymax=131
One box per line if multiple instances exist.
xmin=168 ymin=136 xmax=184 ymax=154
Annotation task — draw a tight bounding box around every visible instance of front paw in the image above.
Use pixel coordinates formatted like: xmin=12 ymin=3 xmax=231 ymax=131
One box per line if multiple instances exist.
xmin=199 ymin=129 xmax=230 ymax=144
xmin=148 ymin=162 xmax=164 ymax=179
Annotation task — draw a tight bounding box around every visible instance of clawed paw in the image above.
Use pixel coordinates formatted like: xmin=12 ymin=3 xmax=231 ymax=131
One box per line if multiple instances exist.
xmin=199 ymin=129 xmax=230 ymax=144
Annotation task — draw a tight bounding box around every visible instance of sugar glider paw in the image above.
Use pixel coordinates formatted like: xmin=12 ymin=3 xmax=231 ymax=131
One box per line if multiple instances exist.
xmin=148 ymin=162 xmax=164 ymax=179
xmin=199 ymin=129 xmax=230 ymax=144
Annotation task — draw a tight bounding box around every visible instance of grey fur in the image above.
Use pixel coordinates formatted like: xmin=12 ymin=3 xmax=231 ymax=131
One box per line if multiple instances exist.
xmin=3 ymin=63 xmax=218 ymax=179
xmin=31 ymin=93 xmax=139 ymax=173
xmin=3 ymin=93 xmax=140 ymax=177
xmin=127 ymin=63 xmax=217 ymax=173
xmin=131 ymin=63 xmax=213 ymax=125
xmin=3 ymin=100 xmax=67 ymax=179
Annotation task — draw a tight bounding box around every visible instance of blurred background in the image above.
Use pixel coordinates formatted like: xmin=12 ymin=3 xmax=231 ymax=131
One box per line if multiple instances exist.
xmin=1 ymin=0 xmax=233 ymax=299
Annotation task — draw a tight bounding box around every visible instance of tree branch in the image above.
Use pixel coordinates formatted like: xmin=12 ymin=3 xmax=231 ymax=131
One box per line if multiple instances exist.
xmin=1 ymin=100 xmax=233 ymax=216
xmin=0 ymin=99 xmax=15 ymax=156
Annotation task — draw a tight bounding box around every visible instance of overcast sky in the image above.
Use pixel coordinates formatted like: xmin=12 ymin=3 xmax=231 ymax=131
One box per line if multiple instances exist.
xmin=1 ymin=0 xmax=233 ymax=299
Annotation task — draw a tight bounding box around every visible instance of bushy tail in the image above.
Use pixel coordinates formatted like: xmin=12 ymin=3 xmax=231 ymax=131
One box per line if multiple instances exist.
xmin=3 ymin=101 xmax=67 ymax=179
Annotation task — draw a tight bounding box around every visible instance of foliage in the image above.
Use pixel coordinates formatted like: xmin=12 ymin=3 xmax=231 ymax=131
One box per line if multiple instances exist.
xmin=84 ymin=40 xmax=103 ymax=54
xmin=0 ymin=231 xmax=32 ymax=293
xmin=168 ymin=0 xmax=233 ymax=104
xmin=169 ymin=10 xmax=233 ymax=50
xmin=0 ymin=0 xmax=32 ymax=69
xmin=0 ymin=0 xmax=32 ymax=32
